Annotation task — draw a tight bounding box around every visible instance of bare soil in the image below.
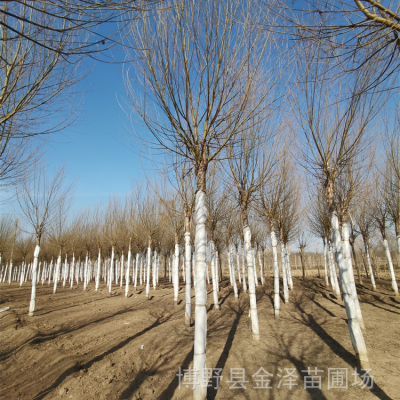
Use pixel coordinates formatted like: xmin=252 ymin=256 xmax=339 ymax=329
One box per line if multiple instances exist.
xmin=0 ymin=274 xmax=399 ymax=400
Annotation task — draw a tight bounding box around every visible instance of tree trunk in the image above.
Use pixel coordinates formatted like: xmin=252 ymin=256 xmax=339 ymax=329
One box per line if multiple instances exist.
xmin=280 ymin=243 xmax=289 ymax=303
xmin=270 ymin=229 xmax=280 ymax=319
xmin=236 ymin=247 xmax=241 ymax=283
xmin=331 ymin=211 xmax=369 ymax=368
xmin=350 ymin=241 xmax=363 ymax=284
xmin=210 ymin=241 xmax=220 ymax=307
xmin=185 ymin=232 xmax=192 ymax=325
xmin=109 ymin=246 xmax=114 ymax=293
xmin=241 ymin=245 xmax=247 ymax=292
xmin=146 ymin=241 xmax=152 ymax=299
xmin=253 ymin=249 xmax=258 ymax=286
xmin=53 ymin=251 xmax=62 ymax=294
xmin=363 ymin=239 xmax=376 ymax=290
xmin=244 ymin=226 xmax=260 ymax=339
xmin=125 ymin=246 xmax=131 ymax=296
xmin=173 ymin=244 xmax=180 ymax=304
xmin=328 ymin=240 xmax=340 ymax=297
xmin=70 ymin=254 xmax=75 ymax=288
xmin=300 ymin=248 xmax=306 ymax=279
xmin=29 ymin=245 xmax=40 ymax=316
xmin=342 ymin=222 xmax=365 ymax=329
xmin=193 ymin=189 xmax=207 ymax=400
xmin=229 ymin=244 xmax=238 ymax=298
xmin=285 ymin=244 xmax=293 ymax=290
xmin=323 ymin=241 xmax=330 ymax=287
xmin=383 ymin=239 xmax=399 ymax=296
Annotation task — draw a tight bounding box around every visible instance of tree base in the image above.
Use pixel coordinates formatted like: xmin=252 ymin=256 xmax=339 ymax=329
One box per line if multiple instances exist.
xmin=274 ymin=310 xmax=280 ymax=319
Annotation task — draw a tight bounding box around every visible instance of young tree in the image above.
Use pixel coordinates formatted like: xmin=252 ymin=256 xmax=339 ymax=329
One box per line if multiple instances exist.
xmin=226 ymin=116 xmax=278 ymax=335
xmin=16 ymin=165 xmax=73 ymax=315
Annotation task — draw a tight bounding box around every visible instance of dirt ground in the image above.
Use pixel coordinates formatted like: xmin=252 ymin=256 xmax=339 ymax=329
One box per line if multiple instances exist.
xmin=0 ymin=272 xmax=399 ymax=400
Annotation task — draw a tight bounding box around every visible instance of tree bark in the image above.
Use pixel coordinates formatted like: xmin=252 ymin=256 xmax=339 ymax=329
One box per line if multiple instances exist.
xmin=29 ymin=245 xmax=40 ymax=316
xmin=193 ymin=190 xmax=207 ymax=400
xmin=383 ymin=239 xmax=399 ymax=296
xmin=185 ymin=232 xmax=192 ymax=325
xmin=331 ymin=211 xmax=369 ymax=368
xmin=323 ymin=241 xmax=330 ymax=287
xmin=280 ymin=243 xmax=289 ymax=303
xmin=270 ymin=228 xmax=280 ymax=319
xmin=342 ymin=222 xmax=365 ymax=329
xmin=244 ymin=226 xmax=260 ymax=339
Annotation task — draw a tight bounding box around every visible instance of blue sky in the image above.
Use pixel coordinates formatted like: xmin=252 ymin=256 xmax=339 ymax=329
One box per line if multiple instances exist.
xmin=4 ymin=46 xmax=157 ymax=219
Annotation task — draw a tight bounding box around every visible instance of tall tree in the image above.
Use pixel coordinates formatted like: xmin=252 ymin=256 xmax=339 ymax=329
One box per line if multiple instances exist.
xmin=124 ymin=2 xmax=278 ymax=397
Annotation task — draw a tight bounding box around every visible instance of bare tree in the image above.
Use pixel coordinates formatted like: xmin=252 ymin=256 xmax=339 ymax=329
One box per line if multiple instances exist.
xmin=263 ymin=0 xmax=400 ymax=93
xmin=0 ymin=215 xmax=13 ymax=270
xmin=227 ymin=120 xmax=278 ymax=335
xmin=371 ymin=178 xmax=399 ymax=296
xmin=16 ymin=164 xmax=73 ymax=315
xmin=291 ymin=40 xmax=385 ymax=368
xmin=124 ymin=2 xmax=280 ymax=396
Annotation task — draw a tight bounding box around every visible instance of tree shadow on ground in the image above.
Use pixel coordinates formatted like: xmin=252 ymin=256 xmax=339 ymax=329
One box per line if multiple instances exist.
xmin=207 ymin=301 xmax=244 ymax=400
xmin=0 ymin=298 xmax=151 ymax=362
xmin=292 ymin=294 xmax=392 ymax=400
xmin=32 ymin=314 xmax=173 ymax=400
xmin=156 ymin=345 xmax=194 ymax=400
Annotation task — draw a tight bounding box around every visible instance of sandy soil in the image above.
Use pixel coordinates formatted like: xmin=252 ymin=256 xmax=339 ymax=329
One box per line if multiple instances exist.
xmin=0 ymin=274 xmax=399 ymax=400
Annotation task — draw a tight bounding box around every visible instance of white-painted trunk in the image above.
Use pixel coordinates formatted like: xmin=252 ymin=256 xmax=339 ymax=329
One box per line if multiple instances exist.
xmin=120 ymin=254 xmax=124 ymax=288
xmin=134 ymin=253 xmax=139 ymax=289
xmin=216 ymin=250 xmax=219 ymax=291
xmin=95 ymin=250 xmax=101 ymax=291
xmin=228 ymin=248 xmax=233 ymax=285
xmin=342 ymin=222 xmax=365 ymax=328
xmin=323 ymin=243 xmax=330 ymax=286
xmin=146 ymin=247 xmax=151 ymax=298
xmin=193 ymin=191 xmax=207 ymax=400
xmin=109 ymin=247 xmax=114 ymax=293
xmin=241 ymin=248 xmax=247 ymax=292
xmin=20 ymin=262 xmax=25 ymax=286
xmin=185 ymin=232 xmax=192 ymax=325
xmin=383 ymin=238 xmax=399 ymax=295
xmin=271 ymin=231 xmax=280 ymax=318
xmin=363 ymin=240 xmax=376 ymax=290
xmin=280 ymin=244 xmax=289 ymax=303
xmin=328 ymin=241 xmax=341 ymax=297
xmin=29 ymin=245 xmax=40 ymax=316
xmin=252 ymin=250 xmax=258 ymax=286
xmin=192 ymin=251 xmax=196 ymax=287
xmin=8 ymin=260 xmax=12 ymax=285
xmin=237 ymin=250 xmax=241 ymax=283
xmin=331 ymin=212 xmax=369 ymax=368
xmin=285 ymin=245 xmax=293 ymax=290
xmin=209 ymin=241 xmax=220 ymax=308
xmin=153 ymin=251 xmax=157 ymax=290
xmin=139 ymin=256 xmax=143 ymax=285
xmin=53 ymin=254 xmax=62 ymax=294
xmin=173 ymin=244 xmax=179 ymax=303
xmin=244 ymin=226 xmax=260 ymax=339
xmin=84 ymin=253 xmax=89 ymax=290
xmin=70 ymin=255 xmax=75 ymax=288
xmin=230 ymin=244 xmax=238 ymax=298
xmin=125 ymin=249 xmax=131 ymax=296
xmin=258 ymin=251 xmax=264 ymax=285
xmin=397 ymin=234 xmax=400 ymax=267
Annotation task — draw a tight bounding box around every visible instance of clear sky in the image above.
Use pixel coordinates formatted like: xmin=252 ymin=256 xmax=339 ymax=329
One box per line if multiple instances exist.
xmin=4 ymin=46 xmax=157 ymax=219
